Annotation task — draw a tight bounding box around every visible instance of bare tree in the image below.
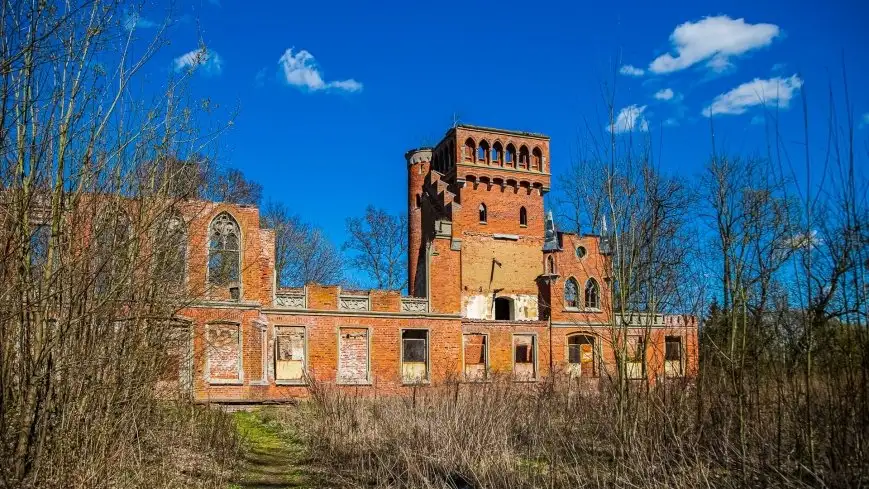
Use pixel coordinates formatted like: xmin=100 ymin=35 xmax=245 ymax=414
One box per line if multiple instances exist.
xmin=343 ymin=205 xmax=407 ymax=290
xmin=262 ymin=201 xmax=343 ymax=287
xmin=0 ymin=2 xmax=237 ymax=487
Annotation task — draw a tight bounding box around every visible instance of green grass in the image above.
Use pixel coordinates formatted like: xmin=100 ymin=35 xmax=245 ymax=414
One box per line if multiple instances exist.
xmin=229 ymin=408 xmax=327 ymax=489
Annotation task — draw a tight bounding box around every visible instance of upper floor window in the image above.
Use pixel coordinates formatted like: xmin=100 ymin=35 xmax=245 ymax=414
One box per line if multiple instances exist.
xmin=519 ymin=206 xmax=527 ymax=226
xmin=564 ymin=277 xmax=579 ymax=308
xmin=575 ymin=246 xmax=587 ymax=258
xmin=492 ymin=142 xmax=503 ymax=166
xmin=532 ymin=147 xmax=543 ymax=171
xmin=505 ymin=144 xmax=516 ymax=166
xmin=164 ymin=213 xmax=187 ymax=286
xmin=463 ymin=138 xmax=475 ymax=162
xmin=478 ymin=140 xmax=489 ymax=163
xmin=546 ymin=255 xmax=556 ymax=274
xmin=94 ymin=210 xmax=131 ymax=295
xmin=519 ymin=146 xmax=529 ymax=169
xmin=584 ymin=278 xmax=600 ymax=309
xmin=478 ymin=203 xmax=487 ymax=223
xmin=208 ymin=212 xmax=240 ymax=286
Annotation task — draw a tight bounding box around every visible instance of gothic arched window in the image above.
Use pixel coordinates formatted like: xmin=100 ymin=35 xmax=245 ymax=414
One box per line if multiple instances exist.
xmin=564 ymin=277 xmax=579 ymax=308
xmin=208 ymin=212 xmax=240 ymax=286
xmin=585 ymin=278 xmax=600 ymax=309
xmin=478 ymin=203 xmax=487 ymax=223
xmin=519 ymin=206 xmax=527 ymax=226
xmin=164 ymin=213 xmax=187 ymax=285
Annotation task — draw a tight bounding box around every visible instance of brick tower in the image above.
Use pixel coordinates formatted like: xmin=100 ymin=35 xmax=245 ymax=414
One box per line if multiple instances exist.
xmin=405 ymin=148 xmax=431 ymax=297
xmin=408 ymin=124 xmax=551 ymax=320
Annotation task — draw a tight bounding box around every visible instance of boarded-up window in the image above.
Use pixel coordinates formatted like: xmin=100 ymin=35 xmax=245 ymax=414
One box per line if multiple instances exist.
xmin=157 ymin=322 xmax=192 ymax=396
xmin=567 ymin=334 xmax=596 ymax=377
xmin=626 ymin=335 xmax=645 ymax=379
xmin=513 ymin=334 xmax=536 ymax=380
xmin=339 ymin=328 xmax=370 ymax=384
xmin=275 ymin=326 xmax=306 ymax=382
xmin=665 ymin=336 xmax=683 ymax=377
xmin=401 ymin=329 xmax=429 ymax=383
xmin=207 ymin=323 xmax=241 ymax=383
xmin=463 ymin=334 xmax=487 ymax=381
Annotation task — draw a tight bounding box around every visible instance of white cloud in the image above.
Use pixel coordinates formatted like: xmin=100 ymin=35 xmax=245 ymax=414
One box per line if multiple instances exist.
xmin=702 ymin=75 xmax=802 ymax=117
xmin=173 ymin=48 xmax=223 ymax=75
xmin=620 ymin=64 xmax=645 ymax=77
xmin=650 ymin=15 xmax=780 ymax=74
xmin=123 ymin=11 xmax=157 ymax=31
xmin=608 ymin=105 xmax=649 ymax=133
xmin=654 ymin=88 xmax=675 ymax=101
xmin=278 ymin=48 xmax=362 ymax=93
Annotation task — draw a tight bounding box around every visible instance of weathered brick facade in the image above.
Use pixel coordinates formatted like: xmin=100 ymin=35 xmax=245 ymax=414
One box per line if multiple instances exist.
xmin=177 ymin=124 xmax=698 ymax=403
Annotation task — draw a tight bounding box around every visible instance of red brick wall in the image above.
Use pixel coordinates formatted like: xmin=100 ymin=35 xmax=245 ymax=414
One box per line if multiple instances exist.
xmin=548 ymin=234 xmax=611 ymax=324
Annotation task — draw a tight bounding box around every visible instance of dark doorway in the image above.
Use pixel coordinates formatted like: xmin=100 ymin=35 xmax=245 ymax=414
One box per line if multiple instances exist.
xmin=494 ymin=297 xmax=513 ymax=320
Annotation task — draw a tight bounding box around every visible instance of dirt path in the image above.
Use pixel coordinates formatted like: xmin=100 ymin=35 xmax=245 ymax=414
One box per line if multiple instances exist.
xmin=230 ymin=409 xmax=329 ymax=489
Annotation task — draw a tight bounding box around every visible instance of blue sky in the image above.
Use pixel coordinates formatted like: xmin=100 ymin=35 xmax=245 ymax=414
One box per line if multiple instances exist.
xmin=129 ymin=0 xmax=868 ymax=246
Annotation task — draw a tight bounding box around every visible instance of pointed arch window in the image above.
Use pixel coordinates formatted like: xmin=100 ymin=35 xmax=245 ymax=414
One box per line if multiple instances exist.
xmin=478 ymin=140 xmax=490 ymax=163
xmin=584 ymin=278 xmax=600 ymax=309
xmin=492 ymin=142 xmax=503 ymax=166
xmin=532 ymin=147 xmax=543 ymax=171
xmin=505 ymin=144 xmax=516 ymax=166
xmin=519 ymin=146 xmax=529 ymax=169
xmin=208 ymin=212 xmax=241 ymax=286
xmin=164 ymin=213 xmax=187 ymax=286
xmin=546 ymin=255 xmax=555 ymax=274
xmin=94 ymin=209 xmax=131 ymax=295
xmin=478 ymin=203 xmax=487 ymax=223
xmin=463 ymin=138 xmax=475 ymax=162
xmin=564 ymin=277 xmax=579 ymax=308
xmin=519 ymin=206 xmax=527 ymax=226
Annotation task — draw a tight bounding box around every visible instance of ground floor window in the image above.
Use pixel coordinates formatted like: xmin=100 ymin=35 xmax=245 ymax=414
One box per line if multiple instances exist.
xmin=567 ymin=334 xmax=597 ymax=378
xmin=275 ymin=326 xmax=306 ymax=383
xmin=513 ymin=334 xmax=537 ymax=380
xmin=401 ymin=329 xmax=429 ymax=383
xmin=626 ymin=335 xmax=645 ymax=379
xmin=206 ymin=322 xmax=242 ymax=384
xmin=463 ymin=333 xmax=488 ymax=381
xmin=338 ymin=328 xmax=370 ymax=384
xmin=665 ymin=336 xmax=683 ymax=377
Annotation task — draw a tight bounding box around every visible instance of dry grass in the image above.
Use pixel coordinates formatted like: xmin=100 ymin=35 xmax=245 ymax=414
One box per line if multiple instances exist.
xmin=273 ymin=374 xmax=866 ymax=489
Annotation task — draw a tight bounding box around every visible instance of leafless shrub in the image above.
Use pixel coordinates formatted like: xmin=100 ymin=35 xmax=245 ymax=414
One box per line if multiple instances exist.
xmin=0 ymin=1 xmax=239 ymax=487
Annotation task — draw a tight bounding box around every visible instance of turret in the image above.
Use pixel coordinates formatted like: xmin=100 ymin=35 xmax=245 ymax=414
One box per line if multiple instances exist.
xmin=405 ymin=148 xmax=431 ymax=297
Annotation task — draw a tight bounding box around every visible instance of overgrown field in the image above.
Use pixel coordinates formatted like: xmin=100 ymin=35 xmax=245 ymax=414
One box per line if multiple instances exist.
xmin=269 ymin=375 xmax=868 ymax=489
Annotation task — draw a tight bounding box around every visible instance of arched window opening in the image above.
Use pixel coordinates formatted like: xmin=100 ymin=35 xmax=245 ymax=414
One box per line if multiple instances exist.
xmin=494 ymin=297 xmax=513 ymax=320
xmin=478 ymin=203 xmax=487 ymax=223
xmin=208 ymin=212 xmax=241 ymax=286
xmin=567 ymin=334 xmax=597 ymax=377
xmin=94 ymin=209 xmax=131 ymax=295
xmin=164 ymin=213 xmax=187 ymax=286
xmin=532 ymin=147 xmax=543 ymax=171
xmin=463 ymin=138 xmax=475 ymax=162
xmin=415 ymin=193 xmax=422 ymax=208
xmin=478 ymin=140 xmax=490 ymax=163
xmin=575 ymin=246 xmax=587 ymax=258
xmin=505 ymin=144 xmax=516 ymax=167
xmin=584 ymin=278 xmax=600 ymax=309
xmin=519 ymin=146 xmax=529 ymax=169
xmin=519 ymin=206 xmax=527 ymax=226
xmin=564 ymin=277 xmax=579 ymax=308
xmin=546 ymin=255 xmax=555 ymax=274
xmin=492 ymin=142 xmax=503 ymax=166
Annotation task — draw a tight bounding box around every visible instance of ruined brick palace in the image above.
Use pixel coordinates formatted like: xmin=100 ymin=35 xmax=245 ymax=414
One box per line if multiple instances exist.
xmin=176 ymin=124 xmax=698 ymax=402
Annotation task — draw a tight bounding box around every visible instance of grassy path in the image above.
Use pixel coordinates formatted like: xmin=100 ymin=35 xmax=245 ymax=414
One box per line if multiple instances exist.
xmin=230 ymin=409 xmax=328 ymax=489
